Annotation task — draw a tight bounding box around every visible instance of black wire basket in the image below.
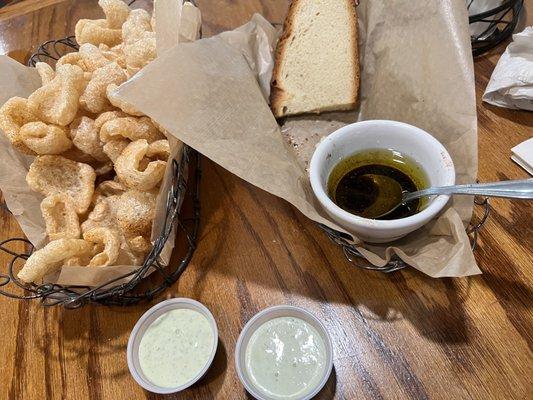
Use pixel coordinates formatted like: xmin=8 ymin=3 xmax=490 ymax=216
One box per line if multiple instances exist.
xmin=0 ymin=1 xmax=201 ymax=308
xmin=319 ymin=198 xmax=491 ymax=273
xmin=469 ymin=0 xmax=524 ymax=56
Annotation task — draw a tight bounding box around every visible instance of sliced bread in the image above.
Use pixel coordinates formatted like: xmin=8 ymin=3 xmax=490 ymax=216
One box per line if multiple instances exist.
xmin=270 ymin=0 xmax=360 ymax=118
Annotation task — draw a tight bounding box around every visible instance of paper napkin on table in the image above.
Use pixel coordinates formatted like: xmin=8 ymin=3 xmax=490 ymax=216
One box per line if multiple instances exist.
xmin=483 ymin=27 xmax=533 ymax=111
xmin=512 ymin=138 xmax=533 ymax=175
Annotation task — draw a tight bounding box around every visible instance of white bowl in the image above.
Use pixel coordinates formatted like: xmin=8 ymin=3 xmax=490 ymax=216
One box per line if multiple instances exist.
xmin=235 ymin=305 xmax=334 ymax=400
xmin=309 ymin=120 xmax=455 ymax=243
xmin=127 ymin=298 xmax=218 ymax=394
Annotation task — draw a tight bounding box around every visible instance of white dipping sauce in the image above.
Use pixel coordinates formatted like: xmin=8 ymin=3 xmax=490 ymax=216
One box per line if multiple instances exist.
xmin=138 ymin=309 xmax=214 ymax=388
xmin=244 ymin=316 xmax=327 ymax=400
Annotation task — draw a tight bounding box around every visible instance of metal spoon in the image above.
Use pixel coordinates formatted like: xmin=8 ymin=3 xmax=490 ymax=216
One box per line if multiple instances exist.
xmin=363 ymin=176 xmax=533 ymax=219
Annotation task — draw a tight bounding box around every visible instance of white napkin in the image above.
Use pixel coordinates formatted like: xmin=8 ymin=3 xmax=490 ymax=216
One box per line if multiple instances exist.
xmin=483 ymin=27 xmax=533 ymax=111
xmin=512 ymin=138 xmax=533 ymax=175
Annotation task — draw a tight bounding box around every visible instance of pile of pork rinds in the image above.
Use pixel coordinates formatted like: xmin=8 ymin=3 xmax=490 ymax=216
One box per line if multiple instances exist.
xmin=0 ymin=0 xmax=170 ymax=283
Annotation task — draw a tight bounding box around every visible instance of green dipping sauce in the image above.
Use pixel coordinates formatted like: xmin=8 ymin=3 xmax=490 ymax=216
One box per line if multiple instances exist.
xmin=138 ymin=309 xmax=214 ymax=388
xmin=245 ymin=317 xmax=327 ymax=400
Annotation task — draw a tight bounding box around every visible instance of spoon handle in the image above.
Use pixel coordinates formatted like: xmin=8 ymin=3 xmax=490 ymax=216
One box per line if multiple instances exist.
xmin=404 ymin=179 xmax=533 ymax=202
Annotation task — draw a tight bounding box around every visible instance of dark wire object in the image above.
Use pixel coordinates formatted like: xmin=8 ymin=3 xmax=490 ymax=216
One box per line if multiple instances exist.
xmin=319 ymin=197 xmax=491 ymax=273
xmin=469 ymin=0 xmax=524 ymax=57
xmin=0 ymin=0 xmax=201 ymax=308
xmin=27 ymin=36 xmax=78 ymax=67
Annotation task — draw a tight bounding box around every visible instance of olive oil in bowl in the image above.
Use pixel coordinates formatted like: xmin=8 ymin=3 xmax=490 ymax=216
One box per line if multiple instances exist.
xmin=327 ymin=149 xmax=429 ymax=220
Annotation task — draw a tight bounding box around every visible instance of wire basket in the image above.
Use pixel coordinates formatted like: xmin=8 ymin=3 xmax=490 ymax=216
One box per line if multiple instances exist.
xmin=0 ymin=2 xmax=201 ymax=308
xmin=469 ymin=0 xmax=524 ymax=56
xmin=320 ymin=197 xmax=491 ymax=272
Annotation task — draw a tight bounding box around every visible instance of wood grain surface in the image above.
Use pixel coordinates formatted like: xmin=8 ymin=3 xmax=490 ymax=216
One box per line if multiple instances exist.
xmin=0 ymin=1 xmax=532 ymax=399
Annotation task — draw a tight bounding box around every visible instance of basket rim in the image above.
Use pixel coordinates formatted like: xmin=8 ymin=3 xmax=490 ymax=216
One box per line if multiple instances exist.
xmin=468 ymin=0 xmax=521 ymax=21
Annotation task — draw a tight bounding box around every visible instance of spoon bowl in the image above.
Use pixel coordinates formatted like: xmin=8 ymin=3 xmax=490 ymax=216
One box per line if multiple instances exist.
xmin=359 ymin=174 xmax=404 ymax=218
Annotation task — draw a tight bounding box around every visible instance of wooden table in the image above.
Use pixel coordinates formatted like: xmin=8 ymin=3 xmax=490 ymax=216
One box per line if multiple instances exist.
xmin=0 ymin=1 xmax=531 ymax=399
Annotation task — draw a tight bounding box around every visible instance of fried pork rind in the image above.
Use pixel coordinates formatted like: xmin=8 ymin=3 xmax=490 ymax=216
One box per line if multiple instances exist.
xmin=70 ymin=116 xmax=108 ymax=162
xmin=61 ymin=146 xmax=99 ymax=166
xmin=35 ymin=62 xmax=56 ymax=85
xmin=18 ymin=239 xmax=93 ymax=283
xmin=99 ymin=0 xmax=131 ymax=29
xmin=0 ymin=97 xmax=38 ymax=154
xmin=100 ymin=116 xmax=163 ymax=143
xmin=80 ymin=62 xmax=127 ymax=113
xmin=94 ymin=110 xmax=127 ymax=130
xmin=150 ymin=118 xmax=170 ymax=135
xmin=103 ymin=138 xmax=130 ymax=162
xmin=124 ymin=31 xmax=156 ymax=74
xmin=106 ymin=84 xmax=143 ymax=116
xmin=116 ymin=190 xmax=156 ymax=237
xmin=28 ymin=64 xmax=85 ymax=126
xmin=82 ymin=197 xmax=116 ymax=232
xmin=94 ymin=162 xmax=114 ymax=176
xmin=146 ymin=139 xmax=170 ymax=160
xmin=115 ymin=139 xmax=166 ymax=190
xmin=128 ymin=235 xmax=151 ymax=254
xmin=75 ymin=19 xmax=106 ymax=40
xmin=26 ymin=155 xmax=96 ymax=214
xmin=122 ymin=9 xmax=152 ymax=44
xmin=83 ymin=227 xmax=120 ymax=267
xmin=3 ymin=2 xmax=174 ymax=273
xmin=20 ymin=122 xmax=72 ymax=155
xmin=98 ymin=179 xmax=127 ymax=196
xmin=80 ymin=62 xmax=127 ymax=114
xmin=63 ymin=253 xmax=94 ymax=267
xmin=81 ymin=197 xmax=146 ymax=266
xmin=78 ymin=43 xmax=111 ymax=72
xmin=99 ymin=44 xmax=127 ymax=68
xmin=83 ymin=73 xmax=94 ymax=90
xmin=111 ymin=7 xmax=154 ymax=77
xmin=57 ymin=47 xmax=108 ymax=75
xmin=75 ymin=18 xmax=122 ymax=47
xmin=92 ymin=179 xmax=127 ymax=205
xmin=56 ymin=52 xmax=83 ymax=68
xmin=41 ymin=194 xmax=81 ymax=241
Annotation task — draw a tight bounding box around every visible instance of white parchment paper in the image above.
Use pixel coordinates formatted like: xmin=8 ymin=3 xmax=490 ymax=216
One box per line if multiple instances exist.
xmin=115 ymin=0 xmax=481 ymax=277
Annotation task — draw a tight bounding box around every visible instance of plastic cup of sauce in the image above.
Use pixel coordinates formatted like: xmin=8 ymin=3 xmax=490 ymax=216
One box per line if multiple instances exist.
xmin=235 ymin=305 xmax=334 ymax=400
xmin=127 ymin=298 xmax=218 ymax=394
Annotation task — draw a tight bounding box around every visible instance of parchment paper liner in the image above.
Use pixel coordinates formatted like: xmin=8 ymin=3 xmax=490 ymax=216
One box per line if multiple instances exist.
xmin=115 ymin=0 xmax=481 ymax=278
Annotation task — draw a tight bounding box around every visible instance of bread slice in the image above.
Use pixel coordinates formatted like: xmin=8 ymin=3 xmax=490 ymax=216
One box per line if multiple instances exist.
xmin=270 ymin=0 xmax=359 ymax=118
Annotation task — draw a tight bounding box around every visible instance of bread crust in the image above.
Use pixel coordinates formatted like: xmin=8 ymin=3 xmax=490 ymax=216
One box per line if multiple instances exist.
xmin=270 ymin=0 xmax=360 ymax=118
xmin=270 ymin=0 xmax=301 ymax=117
